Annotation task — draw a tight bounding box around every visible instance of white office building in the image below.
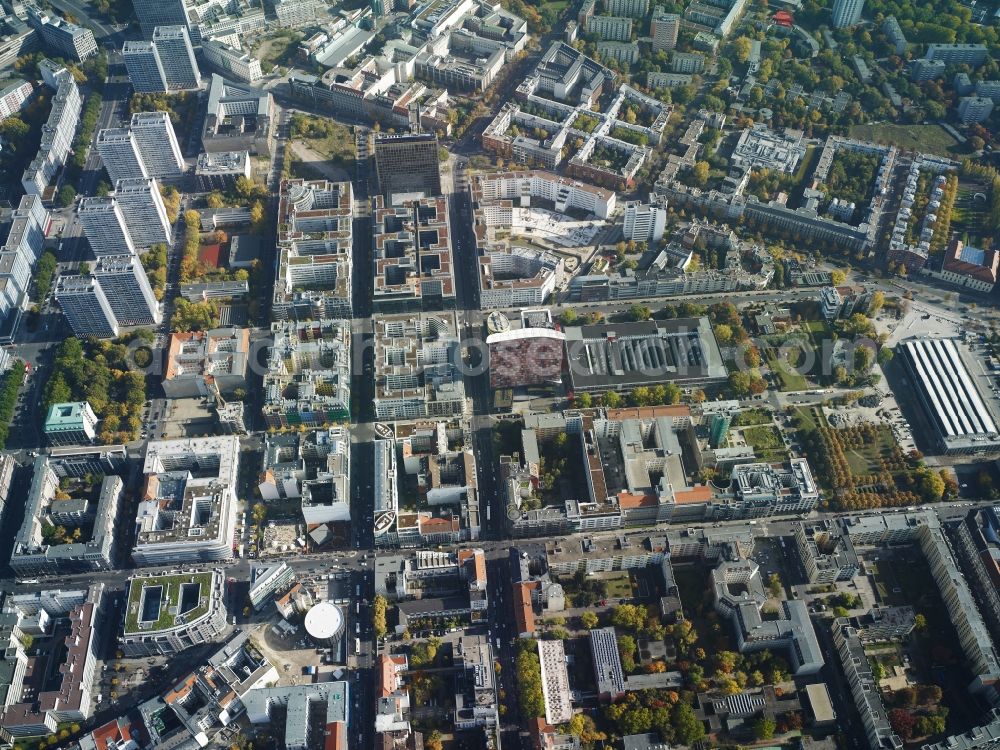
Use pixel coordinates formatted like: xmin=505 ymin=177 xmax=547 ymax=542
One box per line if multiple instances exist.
xmin=115 ymin=178 xmax=173 ymax=248
xmin=122 ymin=41 xmax=168 ymax=92
xmin=474 ymin=171 xmax=616 ymax=219
xmin=78 ymin=197 xmax=136 ymax=257
xmin=248 ymin=562 xmax=294 ymax=610
xmin=623 ymin=201 xmax=667 ymax=243
xmin=133 ymin=436 xmax=241 ymax=566
xmin=151 ymin=25 xmax=200 ymax=90
xmin=32 ymin=12 xmax=98 ymax=61
xmin=94 ymin=253 xmax=161 ymax=326
xmin=55 ymin=276 xmax=119 ymax=339
xmin=200 ymin=38 xmax=263 ymax=83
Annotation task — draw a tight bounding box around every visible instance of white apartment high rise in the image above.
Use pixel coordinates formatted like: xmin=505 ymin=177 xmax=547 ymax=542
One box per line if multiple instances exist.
xmin=78 ymin=197 xmax=136 ymax=257
xmin=958 ymin=96 xmax=994 ymax=124
xmin=21 ymin=72 xmax=81 ymax=197
xmin=0 ymin=80 xmax=33 ymax=119
xmin=623 ymin=201 xmax=666 ymax=243
xmin=650 ymin=7 xmax=679 ymax=52
xmin=129 ymin=111 xmax=184 ymax=178
xmin=114 ymin=178 xmax=173 ymax=248
xmin=55 ymin=276 xmax=119 ymax=338
xmin=831 ymin=0 xmax=864 ymax=28
xmin=151 ymin=26 xmax=200 ymax=89
xmin=132 ymin=0 xmax=187 ymax=38
xmin=122 ymin=41 xmax=168 ymax=92
xmin=94 ymin=254 xmax=161 ymax=326
xmin=96 ymin=127 xmax=148 ymax=184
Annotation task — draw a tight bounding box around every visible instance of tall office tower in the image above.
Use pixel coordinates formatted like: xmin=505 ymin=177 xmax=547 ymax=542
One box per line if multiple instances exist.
xmin=78 ymin=197 xmax=136 ymax=257
xmin=96 ymin=128 xmax=148 ymax=183
xmin=622 ymin=201 xmax=667 ymax=243
xmin=123 ymin=41 xmax=168 ymax=93
xmin=129 ymin=111 xmax=185 ymax=178
xmin=94 ymin=254 xmax=161 ymax=326
xmin=133 ymin=0 xmax=187 ymax=38
xmin=650 ymin=7 xmax=679 ymax=52
xmin=55 ymin=276 xmax=119 ymax=338
xmin=151 ymin=26 xmax=200 ymax=89
xmin=114 ymin=178 xmax=173 ymax=248
xmin=831 ymin=0 xmax=864 ymax=28
xmin=373 ymin=133 xmax=442 ymax=202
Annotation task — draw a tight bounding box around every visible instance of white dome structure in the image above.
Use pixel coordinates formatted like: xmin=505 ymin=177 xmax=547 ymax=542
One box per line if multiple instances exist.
xmin=304 ymin=601 xmax=345 ymax=645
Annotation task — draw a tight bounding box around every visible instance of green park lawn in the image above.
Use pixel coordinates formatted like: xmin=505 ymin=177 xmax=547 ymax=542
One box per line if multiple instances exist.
xmin=848 ymin=123 xmax=961 ymax=157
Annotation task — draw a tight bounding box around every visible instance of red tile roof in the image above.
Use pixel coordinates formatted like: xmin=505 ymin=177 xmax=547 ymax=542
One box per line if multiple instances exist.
xmin=605 ymin=405 xmax=691 ymax=420
xmin=89 ymin=719 xmax=133 ymax=750
xmin=513 ymin=581 xmax=537 ymax=636
xmin=673 ymin=485 xmax=714 ymax=504
xmin=324 ymin=721 xmax=346 ymax=750
xmin=617 ymin=492 xmax=658 ymax=508
xmin=943 ymin=238 xmax=999 ymax=285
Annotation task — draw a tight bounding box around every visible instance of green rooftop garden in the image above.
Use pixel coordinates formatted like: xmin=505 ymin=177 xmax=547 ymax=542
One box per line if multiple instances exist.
xmin=124 ymin=572 xmax=214 ymax=634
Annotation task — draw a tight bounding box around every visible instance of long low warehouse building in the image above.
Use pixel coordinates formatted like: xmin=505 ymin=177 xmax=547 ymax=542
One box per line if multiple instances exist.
xmin=897 ymin=337 xmax=1000 ymax=455
xmin=564 ymin=317 xmax=727 ymax=393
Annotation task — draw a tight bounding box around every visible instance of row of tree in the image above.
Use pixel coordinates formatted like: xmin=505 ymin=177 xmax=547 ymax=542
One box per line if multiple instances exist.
xmin=515 ymin=638 xmax=545 ymax=718
xmin=0 ymin=361 xmax=25 ymax=449
xmin=171 ymin=299 xmax=220 ymax=333
xmin=928 ymin=174 xmax=959 ymax=255
xmin=141 ymin=244 xmax=168 ymax=301
xmin=372 ymin=595 xmax=388 ymax=640
xmin=34 ymin=252 xmax=57 ymax=301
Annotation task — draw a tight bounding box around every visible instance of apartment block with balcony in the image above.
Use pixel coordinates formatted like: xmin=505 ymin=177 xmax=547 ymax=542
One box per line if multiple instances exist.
xmin=263 ymin=319 xmax=351 ymax=428
xmin=372 ymin=194 xmax=456 ymax=312
xmin=274 ymin=180 xmax=353 ymax=321
xmin=10 ymin=455 xmax=124 ymax=575
xmin=794 ymin=519 xmax=860 ymax=584
xmin=162 ymin=328 xmax=250 ymax=399
xmin=373 ymin=313 xmax=466 ymax=421
xmin=0 ymin=584 xmax=103 ymax=738
xmin=918 ymin=520 xmax=1000 ymax=694
xmin=953 ymin=507 xmax=1000 ymax=645
xmin=257 ymin=428 xmax=351 ymax=524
